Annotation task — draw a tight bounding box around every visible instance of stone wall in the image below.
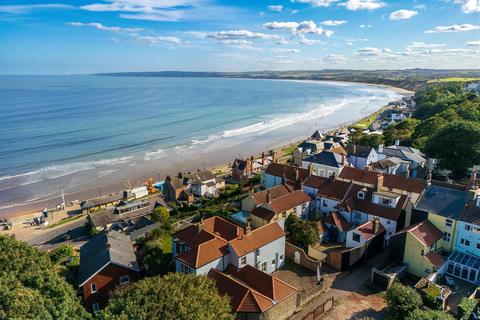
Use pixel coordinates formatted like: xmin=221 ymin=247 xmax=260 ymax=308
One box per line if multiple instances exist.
xmin=260 ymin=293 xmax=297 ymax=320
xmin=285 ymin=242 xmax=321 ymax=272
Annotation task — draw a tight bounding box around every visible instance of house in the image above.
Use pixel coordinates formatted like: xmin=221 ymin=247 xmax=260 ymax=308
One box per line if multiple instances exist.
xmin=301 ymin=150 xmax=347 ymax=178
xmin=346 ymin=145 xmax=378 ymax=170
xmin=370 ymin=157 xmax=410 ymax=176
xmin=346 ymin=219 xmax=385 ymax=248
xmin=172 ymin=216 xmax=286 ymax=276
xmin=310 ymin=130 xmax=325 ymax=140
xmin=208 ymin=265 xmax=297 ymax=320
xmin=414 ymin=185 xmax=470 ymax=253
xmin=311 ymin=176 xmax=413 ymax=242
xmin=249 ymin=190 xmax=311 ymax=227
xmin=162 ymin=175 xmax=192 ymax=203
xmin=377 ymin=143 xmax=426 ymax=178
xmin=323 ymin=212 xmax=350 ymax=243
xmin=131 ymin=186 xmax=148 ymax=199
xmin=338 ymin=166 xmax=427 ymax=204
xmin=184 ymin=170 xmax=224 ymax=197
xmin=390 ymin=220 xmax=444 ymax=278
xmin=88 ymin=198 xmax=154 ymax=231
xmin=232 ymin=153 xmax=273 ymax=182
xmin=293 ymin=146 xmax=314 ymax=167
xmin=241 ymin=184 xmax=294 ymax=212
xmin=80 ymin=192 xmax=126 ymax=213
xmin=79 ymin=231 xmax=140 ymax=313
xmin=262 ymin=163 xmax=310 ymax=189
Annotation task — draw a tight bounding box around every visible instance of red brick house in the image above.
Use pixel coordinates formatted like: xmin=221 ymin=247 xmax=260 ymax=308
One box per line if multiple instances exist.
xmin=79 ymin=230 xmax=140 ymax=313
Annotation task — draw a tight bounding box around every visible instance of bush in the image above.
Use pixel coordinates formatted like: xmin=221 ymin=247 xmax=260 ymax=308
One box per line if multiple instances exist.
xmin=386 ymin=282 xmax=422 ymax=319
xmin=405 ymin=309 xmax=454 ymax=320
xmin=49 ymin=244 xmax=74 ymax=264
xmin=151 ymin=206 xmax=170 ymax=223
xmin=458 ymin=297 xmax=478 ymax=320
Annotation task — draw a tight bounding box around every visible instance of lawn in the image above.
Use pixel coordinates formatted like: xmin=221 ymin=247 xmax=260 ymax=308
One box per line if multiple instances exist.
xmin=427 ymin=77 xmax=480 ymax=83
xmin=282 ymin=144 xmax=297 ymax=156
xmin=46 ymin=214 xmax=85 ymax=229
xmin=350 ymin=109 xmax=383 ymax=129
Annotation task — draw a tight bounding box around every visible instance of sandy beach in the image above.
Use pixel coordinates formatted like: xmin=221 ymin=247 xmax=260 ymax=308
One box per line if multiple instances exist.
xmin=0 ymin=79 xmax=413 ymax=220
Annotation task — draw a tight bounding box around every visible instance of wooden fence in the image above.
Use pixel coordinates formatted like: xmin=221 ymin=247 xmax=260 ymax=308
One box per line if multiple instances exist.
xmin=299 ymin=297 xmax=334 ymax=320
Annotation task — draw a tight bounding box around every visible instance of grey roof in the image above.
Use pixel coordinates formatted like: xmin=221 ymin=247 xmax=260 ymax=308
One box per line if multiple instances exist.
xmin=311 ymin=130 xmax=324 ymax=140
xmin=79 ymin=230 xmax=139 ymax=286
xmin=382 ymin=145 xmax=426 ymax=165
xmin=299 ymin=141 xmax=320 ymax=153
xmin=130 ymin=221 xmax=162 ymax=242
xmin=185 ymin=170 xmax=216 ymax=183
xmin=304 ymin=151 xmax=344 ymax=168
xmin=81 ymin=193 xmax=125 ymax=209
xmin=415 ymin=185 xmax=468 ymax=219
xmin=347 ymin=145 xmax=374 ymax=158
xmin=89 ymin=202 xmax=153 ymax=227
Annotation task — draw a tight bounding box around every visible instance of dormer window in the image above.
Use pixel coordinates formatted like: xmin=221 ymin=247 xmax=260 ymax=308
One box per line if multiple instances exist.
xmin=357 ymin=191 xmax=365 ymax=200
xmin=476 ymin=197 xmax=480 ymax=207
xmin=381 ymin=198 xmax=392 ymax=206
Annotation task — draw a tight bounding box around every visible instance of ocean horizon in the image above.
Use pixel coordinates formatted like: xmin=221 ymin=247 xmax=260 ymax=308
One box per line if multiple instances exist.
xmin=0 ymin=75 xmax=402 ymax=215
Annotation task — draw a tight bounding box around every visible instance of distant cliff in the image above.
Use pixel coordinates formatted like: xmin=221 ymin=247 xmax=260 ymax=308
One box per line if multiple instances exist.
xmin=95 ymin=69 xmax=480 ymax=91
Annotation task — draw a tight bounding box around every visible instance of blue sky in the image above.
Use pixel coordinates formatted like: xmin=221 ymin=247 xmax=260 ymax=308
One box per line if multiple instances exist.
xmin=1 ymin=0 xmax=479 ymax=74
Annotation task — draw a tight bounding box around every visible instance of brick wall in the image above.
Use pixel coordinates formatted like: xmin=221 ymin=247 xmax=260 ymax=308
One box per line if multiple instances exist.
xmin=285 ymin=242 xmax=320 ymax=272
xmin=260 ymin=293 xmax=297 ymax=320
xmin=82 ymin=263 xmax=140 ymax=313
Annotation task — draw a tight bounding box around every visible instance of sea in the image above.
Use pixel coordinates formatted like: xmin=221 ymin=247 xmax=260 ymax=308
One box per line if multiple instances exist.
xmin=0 ymin=75 xmax=402 ymax=215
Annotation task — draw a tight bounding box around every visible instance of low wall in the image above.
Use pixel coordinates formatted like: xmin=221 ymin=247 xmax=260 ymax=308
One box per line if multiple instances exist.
xmin=285 ymin=242 xmax=321 ymax=273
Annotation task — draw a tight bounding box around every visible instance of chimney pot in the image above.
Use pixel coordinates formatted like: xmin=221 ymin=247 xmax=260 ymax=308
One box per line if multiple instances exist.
xmin=373 ymin=218 xmax=380 ymax=234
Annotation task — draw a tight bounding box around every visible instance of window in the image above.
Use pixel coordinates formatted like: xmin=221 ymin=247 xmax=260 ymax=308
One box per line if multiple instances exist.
xmin=386 ymin=220 xmax=391 ymax=225
xmin=279 ymin=254 xmax=284 ymax=262
xmin=181 ymin=263 xmax=192 ymax=274
xmin=240 ymin=256 xmax=247 ymax=267
xmin=461 ymin=238 xmax=471 ymax=246
xmin=272 ymin=259 xmax=276 ymax=267
xmin=445 ymin=219 xmax=453 ymax=227
xmin=354 ymin=212 xmax=361 ymax=219
xmin=92 ymin=303 xmax=100 ymax=313
xmin=357 ymin=191 xmax=365 ymax=200
xmin=119 ymin=275 xmax=130 ymax=285
xmin=322 ymin=199 xmax=328 ymax=207
xmin=319 ymin=169 xmax=325 ymax=177
xmin=352 ymin=233 xmax=361 ymax=243
xmin=466 ymin=225 xmax=471 ymax=231
xmin=477 ymin=243 xmax=480 ymax=250
xmin=443 ymin=232 xmax=451 ymax=242
xmin=424 ymin=268 xmax=431 ymax=275
xmin=381 ymin=198 xmax=392 ymax=206
xmin=91 ymin=283 xmax=97 ymax=294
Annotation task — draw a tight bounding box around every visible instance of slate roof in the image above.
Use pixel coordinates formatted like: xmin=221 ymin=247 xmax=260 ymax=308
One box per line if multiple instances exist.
xmin=459 ymin=200 xmax=480 ymax=224
xmin=311 ymin=130 xmax=325 ymax=140
xmin=405 ymin=220 xmax=443 ymax=247
xmin=346 ymin=145 xmax=374 ymax=158
xmin=185 ymin=170 xmax=216 ymax=183
xmin=89 ymin=201 xmax=153 ymax=227
xmin=381 ymin=145 xmax=426 ymax=164
xmin=81 ymin=193 xmax=125 ymax=210
xmin=415 ymin=185 xmax=468 ymax=219
xmin=208 ymin=265 xmax=297 ymax=313
xmin=79 ymin=230 xmax=139 ymax=286
xmin=303 ymin=151 xmax=344 ymax=168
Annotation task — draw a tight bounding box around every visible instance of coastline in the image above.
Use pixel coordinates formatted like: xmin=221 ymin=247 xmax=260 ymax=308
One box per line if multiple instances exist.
xmin=0 ymin=79 xmax=412 ymax=220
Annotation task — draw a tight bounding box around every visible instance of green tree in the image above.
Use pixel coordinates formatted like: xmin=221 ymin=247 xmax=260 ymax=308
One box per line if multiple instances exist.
xmin=349 ymin=131 xmax=383 ymax=148
xmin=151 ymin=206 xmax=170 ymax=224
xmin=458 ymin=297 xmax=478 ymax=320
xmin=49 ymin=244 xmax=74 ymax=264
xmin=383 ymin=118 xmax=421 ymax=146
xmin=140 ymin=242 xmax=173 ymax=276
xmin=385 ymin=282 xmax=422 ymax=320
xmin=286 ymin=215 xmax=319 ymax=248
xmin=425 ymin=120 xmax=480 ymax=178
xmin=0 ymin=236 xmax=90 ymax=320
xmin=99 ymin=273 xmax=235 ymax=320
xmin=405 ymin=309 xmax=455 ymax=320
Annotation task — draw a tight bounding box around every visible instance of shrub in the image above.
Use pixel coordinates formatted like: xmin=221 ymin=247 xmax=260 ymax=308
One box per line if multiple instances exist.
xmin=49 ymin=244 xmax=74 ymax=264
xmin=386 ymin=282 xmax=422 ymax=319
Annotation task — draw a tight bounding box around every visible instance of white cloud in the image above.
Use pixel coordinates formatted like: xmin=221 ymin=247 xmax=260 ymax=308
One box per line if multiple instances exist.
xmin=466 ymin=40 xmax=480 ymax=46
xmin=219 ymin=39 xmax=253 ymax=46
xmin=271 ymin=48 xmax=301 ymax=53
xmin=454 ymin=0 xmax=480 ymax=13
xmin=355 ymin=47 xmax=392 ymax=56
xmin=346 ymin=38 xmax=369 ymax=45
xmin=299 ymin=38 xmax=324 ymax=45
xmin=425 ymin=24 xmax=480 ymax=33
xmin=389 ymin=10 xmax=418 ymax=20
xmin=263 ymin=20 xmax=334 ymax=37
xmin=134 ymin=35 xmax=182 ymax=45
xmin=413 ymin=4 xmax=426 ymax=10
xmin=0 ymin=3 xmax=72 ymax=14
xmin=268 ymin=5 xmax=284 ymax=12
xmin=291 ymin=0 xmax=339 ymax=7
xmin=320 ymin=20 xmax=347 ymax=26
xmin=206 ymin=29 xmax=281 ymax=41
xmin=67 ymin=22 xmax=142 ymax=33
xmin=359 ymin=24 xmax=372 ymax=28
xmin=324 ymin=54 xmax=348 ymax=63
xmin=341 ymin=0 xmax=386 ymax=11
xmin=407 ymin=42 xmax=445 ymax=49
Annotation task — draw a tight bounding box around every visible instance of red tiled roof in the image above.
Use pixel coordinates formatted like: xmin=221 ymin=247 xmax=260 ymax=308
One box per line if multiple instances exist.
xmin=252 ymin=184 xmax=292 ymax=206
xmin=324 ymin=212 xmax=349 ymax=232
xmin=203 ymin=216 xmax=245 ymax=241
xmin=425 ymin=251 xmax=445 ymax=268
xmin=353 ymin=220 xmax=385 ymax=241
xmin=317 ymin=221 xmax=326 ymax=234
xmin=175 ymin=237 xmax=229 ymax=268
xmin=303 ymin=175 xmax=329 ymax=189
xmin=268 ymin=190 xmax=311 ymax=214
xmin=229 ymin=222 xmax=285 ymax=256
xmin=316 ymin=179 xmax=353 ymax=201
xmin=250 ymin=207 xmax=276 ymax=222
xmin=208 ymin=265 xmax=297 ymax=313
xmin=406 ymin=220 xmax=443 ymax=247
xmin=339 ymin=167 xmax=426 ymax=194
xmin=265 ymin=163 xmax=310 ymax=182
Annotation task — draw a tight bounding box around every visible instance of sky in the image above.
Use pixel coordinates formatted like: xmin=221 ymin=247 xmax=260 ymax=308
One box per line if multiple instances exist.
xmin=0 ymin=0 xmax=479 ymax=74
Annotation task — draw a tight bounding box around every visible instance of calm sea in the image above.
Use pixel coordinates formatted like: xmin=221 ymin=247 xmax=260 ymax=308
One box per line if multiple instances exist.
xmin=0 ymin=75 xmax=401 ymax=212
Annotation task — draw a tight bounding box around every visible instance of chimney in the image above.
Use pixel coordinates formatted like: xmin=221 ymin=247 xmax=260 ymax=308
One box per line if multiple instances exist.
xmin=266 ymin=190 xmax=271 ymax=203
xmin=330 ymin=172 xmax=336 ymax=181
xmin=341 ymin=154 xmax=346 ymax=166
xmin=245 ymin=157 xmax=252 ymax=175
xmin=353 ymin=144 xmax=357 ymax=155
xmin=395 ymin=139 xmax=400 ymax=146
xmin=373 ymin=218 xmax=380 ymax=234
xmin=308 ymin=163 xmax=314 ymax=177
xmin=198 ymin=218 xmax=204 ymax=233
xmin=295 ymin=168 xmax=300 ymax=181
xmin=427 ymin=170 xmax=432 ymax=186
xmin=376 ymin=174 xmax=384 ymax=191
xmin=364 ymin=166 xmax=371 ymax=173
xmin=378 ymin=144 xmax=384 ymax=153
xmin=250 ymin=156 xmax=254 ymax=173
xmin=245 ymin=221 xmax=252 ymax=235
xmin=262 ymin=152 xmax=265 ymax=165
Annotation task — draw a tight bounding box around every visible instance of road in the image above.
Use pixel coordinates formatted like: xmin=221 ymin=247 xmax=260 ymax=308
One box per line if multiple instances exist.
xmin=26 ymin=216 xmax=90 ymax=250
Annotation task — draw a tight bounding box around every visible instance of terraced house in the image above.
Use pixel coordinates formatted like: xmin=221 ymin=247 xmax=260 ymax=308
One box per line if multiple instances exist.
xmin=172 ymin=216 xmax=286 ymax=275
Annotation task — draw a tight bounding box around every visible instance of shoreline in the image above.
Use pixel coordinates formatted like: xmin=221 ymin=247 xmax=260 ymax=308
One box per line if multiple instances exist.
xmin=0 ymin=79 xmax=412 ymax=220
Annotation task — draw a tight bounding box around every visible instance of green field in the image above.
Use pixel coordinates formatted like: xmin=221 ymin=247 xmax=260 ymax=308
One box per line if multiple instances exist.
xmin=427 ymin=77 xmax=480 ymax=83
xmin=350 ymin=109 xmax=383 ymax=129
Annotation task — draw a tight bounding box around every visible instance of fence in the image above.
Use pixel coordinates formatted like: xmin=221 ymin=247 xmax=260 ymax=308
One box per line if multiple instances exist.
xmin=299 ymin=297 xmax=334 ymax=320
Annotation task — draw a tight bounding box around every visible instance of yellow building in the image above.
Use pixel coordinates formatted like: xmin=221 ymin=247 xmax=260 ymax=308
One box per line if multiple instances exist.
xmin=391 ymin=220 xmax=445 ymax=278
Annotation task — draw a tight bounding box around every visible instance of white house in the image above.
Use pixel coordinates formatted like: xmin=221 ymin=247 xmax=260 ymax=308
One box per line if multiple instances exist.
xmin=346 ymin=145 xmax=378 ymax=170
xmin=131 ymin=186 xmax=149 ymax=199
xmin=185 ymin=170 xmax=224 ymax=197
xmin=345 ymin=219 xmax=385 ymax=248
xmin=301 ymin=150 xmax=347 ymax=178
xmin=172 ymin=216 xmax=285 ymax=275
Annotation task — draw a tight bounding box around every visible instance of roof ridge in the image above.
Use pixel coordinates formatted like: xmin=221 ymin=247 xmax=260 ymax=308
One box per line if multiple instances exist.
xmin=223 ymin=270 xmax=274 ymax=303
